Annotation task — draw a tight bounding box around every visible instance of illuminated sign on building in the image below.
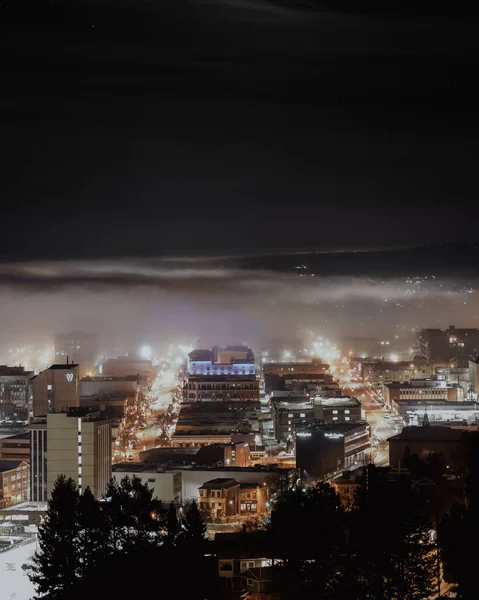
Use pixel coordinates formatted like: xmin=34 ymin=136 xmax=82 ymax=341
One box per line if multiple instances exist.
xmin=296 ymin=432 xmax=312 ymax=437
xmin=324 ymin=432 xmax=344 ymax=439
xmin=66 ymin=373 xmax=74 ymax=382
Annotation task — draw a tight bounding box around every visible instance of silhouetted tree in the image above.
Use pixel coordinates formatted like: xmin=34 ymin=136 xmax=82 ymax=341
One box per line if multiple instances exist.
xmin=165 ymin=502 xmax=180 ymax=545
xmin=30 ymin=476 xmax=80 ymax=599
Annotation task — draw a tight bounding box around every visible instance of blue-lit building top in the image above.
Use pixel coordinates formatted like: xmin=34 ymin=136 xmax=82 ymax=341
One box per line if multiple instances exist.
xmin=187 ymin=346 xmax=256 ymax=376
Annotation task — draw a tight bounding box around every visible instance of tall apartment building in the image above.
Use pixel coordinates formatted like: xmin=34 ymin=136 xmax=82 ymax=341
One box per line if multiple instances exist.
xmin=418 ymin=326 xmax=479 ymax=362
xmin=54 ymin=332 xmax=97 ymax=377
xmin=31 ymin=363 xmax=80 ymax=417
xmin=30 ymin=409 xmax=111 ymax=501
xmin=0 ymin=365 xmax=34 ymax=407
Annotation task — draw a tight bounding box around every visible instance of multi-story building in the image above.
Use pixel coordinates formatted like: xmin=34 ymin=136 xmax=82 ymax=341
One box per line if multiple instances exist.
xmin=271 ymin=396 xmax=314 ymax=442
xmin=54 ymin=332 xmax=97 ymax=377
xmin=30 ymin=408 xmax=111 ymax=500
xmin=0 ymin=432 xmax=30 ymax=461
xmin=392 ymin=399 xmax=479 ymax=426
xmin=361 ymin=359 xmax=430 ymax=384
xmin=184 ymin=376 xmax=259 ymax=402
xmin=47 ymin=409 xmax=111 ymax=498
xmin=383 ymin=379 xmax=464 ymax=406
xmin=0 ymin=365 xmax=34 ymax=407
xmin=187 ymin=346 xmax=256 ymax=376
xmin=0 ymin=460 xmax=30 ymax=508
xmin=30 ymin=419 xmax=47 ymax=501
xmin=388 ymin=426 xmax=465 ymax=467
xmin=271 ymin=395 xmax=362 ymax=442
xmin=198 ymin=478 xmax=239 ymax=519
xmin=31 ymin=363 xmax=80 ymax=417
xmin=418 ymin=326 xmax=479 ymax=363
xmin=296 ymin=422 xmax=371 ymax=479
xmin=263 ymin=359 xmax=329 ymax=377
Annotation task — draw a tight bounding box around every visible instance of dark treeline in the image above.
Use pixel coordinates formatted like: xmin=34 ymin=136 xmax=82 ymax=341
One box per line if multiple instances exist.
xmin=30 ymin=434 xmax=479 ymax=600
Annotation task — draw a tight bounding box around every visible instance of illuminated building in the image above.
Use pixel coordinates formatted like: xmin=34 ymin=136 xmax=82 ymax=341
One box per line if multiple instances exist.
xmin=418 ymin=326 xmax=479 ymax=363
xmin=271 ymin=395 xmax=362 ymax=442
xmin=184 ymin=375 xmax=259 ymax=402
xmin=383 ymin=379 xmax=464 ymax=406
xmin=198 ymin=478 xmax=239 ymax=519
xmin=296 ymin=421 xmax=371 ymax=479
xmin=263 ymin=358 xmax=329 ymax=376
xmin=361 ymin=358 xmax=430 ymax=384
xmin=392 ymin=399 xmax=479 ymax=426
xmin=0 ymin=365 xmax=34 ymax=407
xmin=0 ymin=460 xmax=30 ymax=508
xmin=54 ymin=332 xmax=97 ymax=377
xmin=30 ymin=363 xmax=80 ymax=417
xmin=187 ymin=346 xmax=256 ymax=376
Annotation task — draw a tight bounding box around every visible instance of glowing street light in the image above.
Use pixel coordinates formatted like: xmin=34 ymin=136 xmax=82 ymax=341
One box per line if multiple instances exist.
xmin=139 ymin=345 xmax=152 ymax=360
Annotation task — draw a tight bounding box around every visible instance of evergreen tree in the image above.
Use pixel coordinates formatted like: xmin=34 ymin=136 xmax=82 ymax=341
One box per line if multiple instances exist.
xmin=76 ymin=487 xmax=110 ymax=580
xmin=350 ymin=465 xmax=436 ymax=600
xmin=30 ymin=476 xmax=80 ymax=599
xmin=182 ymin=500 xmax=207 ymax=539
xmin=166 ymin=502 xmax=180 ymax=545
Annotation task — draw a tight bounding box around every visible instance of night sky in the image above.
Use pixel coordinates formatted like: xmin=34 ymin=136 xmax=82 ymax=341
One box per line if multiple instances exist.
xmin=1 ymin=0 xmax=478 ymax=348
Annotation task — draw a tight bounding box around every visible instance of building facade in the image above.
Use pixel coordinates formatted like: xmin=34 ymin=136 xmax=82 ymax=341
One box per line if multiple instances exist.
xmin=361 ymin=359 xmax=430 ymax=384
xmin=383 ymin=379 xmax=463 ymax=406
xmin=0 ymin=460 xmax=30 ymax=508
xmin=0 ymin=365 xmax=34 ymax=407
xmin=47 ymin=410 xmax=111 ymax=498
xmin=418 ymin=326 xmax=479 ymax=363
xmin=184 ymin=376 xmax=259 ymax=402
xmin=0 ymin=432 xmax=30 ymax=461
xmin=263 ymin=359 xmax=329 ymax=376
xmin=296 ymin=422 xmax=371 ymax=479
xmin=31 ymin=363 xmax=80 ymax=417
xmin=198 ymin=478 xmax=239 ymax=519
xmin=30 ymin=419 xmax=47 ymax=502
xmin=112 ymin=463 xmax=182 ymax=503
xmin=187 ymin=346 xmax=256 ymax=376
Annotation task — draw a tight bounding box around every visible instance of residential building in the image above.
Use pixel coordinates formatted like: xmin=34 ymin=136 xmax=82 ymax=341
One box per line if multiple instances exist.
xmin=100 ymin=357 xmax=152 ymax=378
xmin=388 ymin=425 xmax=465 ymax=467
xmin=111 ymin=463 xmax=182 ymax=502
xmin=215 ymin=530 xmax=278 ymax=581
xmin=199 ymin=478 xmax=239 ymax=519
xmin=361 ymin=358 xmax=430 ymax=384
xmin=296 ymin=422 xmax=371 ymax=479
xmin=0 ymin=460 xmax=30 ymax=508
xmin=54 ymin=332 xmax=97 ymax=377
xmin=0 ymin=365 xmax=34 ymax=407
xmin=46 ymin=409 xmax=111 ymax=498
xmin=31 ymin=363 xmax=80 ymax=417
xmin=0 ymin=432 xmax=30 ymax=461
xmin=383 ymin=379 xmax=464 ymax=406
xmin=418 ymin=326 xmax=479 ymax=363
xmin=238 ymin=482 xmax=268 ymax=517
xmin=239 ymin=567 xmax=280 ymax=600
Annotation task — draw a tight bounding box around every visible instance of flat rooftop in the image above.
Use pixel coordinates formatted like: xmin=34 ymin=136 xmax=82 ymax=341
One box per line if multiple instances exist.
xmin=273 ymin=401 xmax=312 ymax=410
xmin=0 ymin=502 xmax=47 ymax=512
xmin=386 ymin=380 xmax=459 ymax=389
xmin=313 ymin=396 xmax=361 ymax=407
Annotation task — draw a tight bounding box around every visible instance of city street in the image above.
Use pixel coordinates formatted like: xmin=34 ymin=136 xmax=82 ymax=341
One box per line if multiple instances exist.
xmin=342 ymin=381 xmax=403 ymax=467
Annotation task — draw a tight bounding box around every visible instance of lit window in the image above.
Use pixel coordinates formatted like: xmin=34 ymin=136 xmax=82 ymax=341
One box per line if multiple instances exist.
xmin=300 ymin=413 xmax=306 ymax=418
xmin=288 ymin=413 xmax=293 ymax=418
xmin=288 ymin=427 xmax=291 ymax=431
xmin=332 ymin=410 xmax=338 ymax=414
xmin=333 ymin=417 xmax=338 ymax=421
xmin=345 ymin=416 xmax=350 ymax=421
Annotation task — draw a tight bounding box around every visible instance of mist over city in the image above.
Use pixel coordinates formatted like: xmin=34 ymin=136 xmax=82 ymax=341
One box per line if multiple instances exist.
xmin=2 ymin=0 xmax=479 ymax=598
